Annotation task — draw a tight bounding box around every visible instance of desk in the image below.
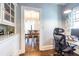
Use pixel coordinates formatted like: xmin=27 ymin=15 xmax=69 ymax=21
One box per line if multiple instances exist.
xmin=67 ymin=40 xmax=79 ymax=46
xmin=67 ymin=40 xmax=79 ymax=54
xmin=74 ymin=42 xmax=79 ymax=46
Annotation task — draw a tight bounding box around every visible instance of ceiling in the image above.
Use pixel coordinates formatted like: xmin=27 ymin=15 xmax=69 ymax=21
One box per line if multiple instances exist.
xmin=19 ymin=3 xmax=67 ymax=8
xmin=57 ymin=3 xmax=67 ymax=5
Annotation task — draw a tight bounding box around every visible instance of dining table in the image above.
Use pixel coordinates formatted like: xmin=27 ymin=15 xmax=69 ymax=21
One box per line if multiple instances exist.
xmin=25 ymin=30 xmax=39 ymax=48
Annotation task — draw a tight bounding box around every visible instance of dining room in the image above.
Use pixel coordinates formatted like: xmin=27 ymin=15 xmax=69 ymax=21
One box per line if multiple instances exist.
xmin=23 ymin=7 xmax=40 ymax=54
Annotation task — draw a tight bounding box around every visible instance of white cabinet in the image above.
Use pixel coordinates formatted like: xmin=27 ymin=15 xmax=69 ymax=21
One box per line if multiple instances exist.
xmin=0 ymin=3 xmax=16 ymax=27
xmin=0 ymin=34 xmax=19 ymax=56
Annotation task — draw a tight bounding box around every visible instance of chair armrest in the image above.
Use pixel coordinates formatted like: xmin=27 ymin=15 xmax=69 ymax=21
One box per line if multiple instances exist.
xmin=66 ymin=42 xmax=70 ymax=47
xmin=66 ymin=42 xmax=77 ymax=49
xmin=70 ymin=45 xmax=77 ymax=49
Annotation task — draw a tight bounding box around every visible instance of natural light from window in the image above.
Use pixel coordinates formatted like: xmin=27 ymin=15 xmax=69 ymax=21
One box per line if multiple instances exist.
xmin=70 ymin=7 xmax=79 ymax=29
xmin=24 ymin=9 xmax=39 ymax=34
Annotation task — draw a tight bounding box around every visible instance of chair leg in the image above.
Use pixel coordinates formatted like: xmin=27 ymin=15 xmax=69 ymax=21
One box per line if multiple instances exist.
xmin=34 ymin=38 xmax=36 ymax=47
xmin=31 ymin=38 xmax=35 ymax=48
xmin=54 ymin=51 xmax=63 ymax=56
xmin=27 ymin=37 xmax=29 ymax=45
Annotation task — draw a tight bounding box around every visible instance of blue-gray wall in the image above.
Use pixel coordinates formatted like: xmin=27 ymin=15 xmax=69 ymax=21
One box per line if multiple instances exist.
xmin=40 ymin=4 xmax=60 ymax=47
xmin=16 ymin=3 xmax=63 ymax=50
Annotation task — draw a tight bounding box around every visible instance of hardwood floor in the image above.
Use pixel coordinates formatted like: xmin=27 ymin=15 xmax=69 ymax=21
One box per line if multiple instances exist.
xmin=20 ymin=46 xmax=55 ymax=56
xmin=20 ymin=38 xmax=79 ymax=56
xmin=20 ymin=38 xmax=55 ymax=56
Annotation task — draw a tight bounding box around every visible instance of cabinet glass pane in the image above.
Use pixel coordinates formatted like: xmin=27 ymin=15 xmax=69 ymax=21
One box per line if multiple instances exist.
xmin=11 ymin=17 xmax=14 ymax=23
xmin=11 ymin=3 xmax=14 ymax=10
xmin=4 ymin=3 xmax=10 ymax=13
xmin=8 ymin=3 xmax=10 ymax=5
xmin=4 ymin=13 xmax=10 ymax=21
xmin=11 ymin=10 xmax=14 ymax=17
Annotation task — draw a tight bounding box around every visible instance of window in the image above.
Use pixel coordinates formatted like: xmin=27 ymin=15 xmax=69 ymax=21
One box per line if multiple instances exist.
xmin=24 ymin=20 xmax=35 ymax=34
xmin=24 ymin=10 xmax=39 ymax=20
xmin=70 ymin=6 xmax=79 ymax=29
xmin=24 ymin=9 xmax=40 ymax=34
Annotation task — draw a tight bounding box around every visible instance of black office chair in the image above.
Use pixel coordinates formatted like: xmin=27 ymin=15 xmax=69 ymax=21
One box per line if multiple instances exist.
xmin=53 ymin=28 xmax=76 ymax=56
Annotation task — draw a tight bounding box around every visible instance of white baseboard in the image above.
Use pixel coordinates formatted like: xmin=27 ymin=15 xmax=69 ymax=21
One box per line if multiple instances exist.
xmin=18 ymin=49 xmax=25 ymax=55
xmin=39 ymin=45 xmax=54 ymax=51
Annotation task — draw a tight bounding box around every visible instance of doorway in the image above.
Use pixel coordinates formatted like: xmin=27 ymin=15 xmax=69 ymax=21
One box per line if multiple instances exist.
xmin=21 ymin=6 xmax=40 ymax=54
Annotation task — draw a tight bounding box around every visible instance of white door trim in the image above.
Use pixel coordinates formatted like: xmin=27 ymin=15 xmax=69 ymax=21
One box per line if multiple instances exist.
xmin=21 ymin=6 xmax=25 ymax=54
xmin=21 ymin=6 xmax=41 ymax=54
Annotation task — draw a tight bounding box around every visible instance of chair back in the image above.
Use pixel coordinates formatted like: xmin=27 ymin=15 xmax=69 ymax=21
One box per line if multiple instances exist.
xmin=53 ymin=28 xmax=67 ymax=51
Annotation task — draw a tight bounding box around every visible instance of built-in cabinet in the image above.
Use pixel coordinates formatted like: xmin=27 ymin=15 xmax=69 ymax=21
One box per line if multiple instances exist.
xmin=0 ymin=3 xmax=16 ymax=27
xmin=0 ymin=3 xmax=19 ymax=56
xmin=0 ymin=34 xmax=19 ymax=56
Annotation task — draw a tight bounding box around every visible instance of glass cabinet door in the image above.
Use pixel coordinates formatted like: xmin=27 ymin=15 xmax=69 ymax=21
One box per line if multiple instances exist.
xmin=4 ymin=3 xmax=10 ymax=21
xmin=11 ymin=3 xmax=15 ymax=23
xmin=4 ymin=3 xmax=15 ymax=23
xmin=4 ymin=13 xmax=10 ymax=21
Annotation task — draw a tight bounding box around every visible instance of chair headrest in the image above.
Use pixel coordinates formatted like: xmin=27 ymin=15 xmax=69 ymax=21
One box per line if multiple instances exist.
xmin=54 ymin=28 xmax=64 ymax=34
